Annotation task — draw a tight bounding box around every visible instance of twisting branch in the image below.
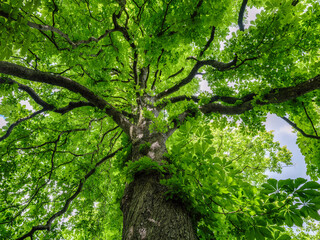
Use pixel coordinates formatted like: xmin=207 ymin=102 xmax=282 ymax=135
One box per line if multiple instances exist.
xmin=280 ymin=117 xmax=320 ymax=140
xmin=238 ymin=0 xmax=248 ymax=31
xmin=0 ymin=101 xmax=103 ymax=142
xmin=112 ymin=11 xmax=139 ymax=84
xmin=28 ymin=50 xmax=40 ymax=70
xmin=16 ymin=147 xmax=124 ymax=240
xmin=157 ymin=95 xmax=240 ymax=110
xmin=230 ymin=56 xmax=259 ymax=70
xmin=0 ymin=61 xmax=132 ymax=132
xmin=200 ymin=74 xmax=320 ymax=115
xmin=166 ymin=74 xmax=320 ymax=134
xmin=0 ymin=61 xmax=107 ymax=108
xmin=1 ymin=7 xmax=115 ymax=49
xmin=200 ymin=26 xmax=216 ymax=57
xmin=156 ymin=57 xmax=237 ymax=99
xmin=84 ymin=0 xmax=105 ymax=22
xmin=0 ymin=77 xmax=54 ymax=109
xmin=0 ymin=109 xmax=46 ymax=142
xmin=28 ymin=21 xmax=116 ymax=48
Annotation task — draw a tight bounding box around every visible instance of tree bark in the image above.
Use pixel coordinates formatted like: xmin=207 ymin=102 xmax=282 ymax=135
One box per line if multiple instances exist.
xmin=121 ymin=172 xmax=197 ymax=240
xmin=121 ymin=121 xmax=197 ymax=240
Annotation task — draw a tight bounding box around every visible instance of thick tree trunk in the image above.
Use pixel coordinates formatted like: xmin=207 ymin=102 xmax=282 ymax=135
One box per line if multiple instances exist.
xmin=120 ymin=119 xmax=197 ymax=239
xmin=121 ymin=172 xmax=197 ymax=240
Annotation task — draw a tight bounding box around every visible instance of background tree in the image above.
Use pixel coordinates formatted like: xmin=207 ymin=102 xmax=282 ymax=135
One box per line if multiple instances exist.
xmin=0 ymin=0 xmax=320 ymax=239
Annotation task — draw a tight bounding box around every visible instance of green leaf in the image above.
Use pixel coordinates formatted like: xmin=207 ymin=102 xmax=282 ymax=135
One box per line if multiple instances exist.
xmin=300 ymin=189 xmax=320 ymax=196
xmin=279 ymin=179 xmax=294 ymax=192
xmin=277 ymin=234 xmax=291 ymax=240
xmin=294 ymin=178 xmax=307 ymax=189
xmin=299 ymin=181 xmax=320 ymax=191
xmin=307 ymin=207 xmax=320 ymax=221
xmin=284 ymin=213 xmax=293 ymax=227
xmin=291 ymin=214 xmax=303 ymax=227
xmin=245 ymin=227 xmax=256 ymax=240
xmin=258 ymin=227 xmax=273 ymax=238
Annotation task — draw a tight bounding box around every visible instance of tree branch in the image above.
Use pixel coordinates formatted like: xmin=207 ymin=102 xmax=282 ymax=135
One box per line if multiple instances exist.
xmin=158 ymin=0 xmax=174 ymax=36
xmin=0 ymin=9 xmax=114 ymax=49
xmin=0 ymin=101 xmax=97 ymax=142
xmin=302 ymin=102 xmax=318 ymax=137
xmin=200 ymin=26 xmax=216 ymax=57
xmin=0 ymin=61 xmax=132 ymax=132
xmin=156 ymin=94 xmax=240 ymax=110
xmin=0 ymin=77 xmax=54 ymax=109
xmin=156 ymin=58 xmax=237 ymax=99
xmin=167 ymin=67 xmax=185 ymax=80
xmin=200 ymin=74 xmax=320 ymax=115
xmin=0 ymin=109 xmax=46 ymax=142
xmin=281 ymin=116 xmax=320 ymax=140
xmin=16 ymin=147 xmax=124 ymax=240
xmin=238 ymin=0 xmax=248 ymax=31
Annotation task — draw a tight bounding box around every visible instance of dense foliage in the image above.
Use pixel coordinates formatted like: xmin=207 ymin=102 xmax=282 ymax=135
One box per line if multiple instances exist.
xmin=0 ymin=0 xmax=320 ymax=239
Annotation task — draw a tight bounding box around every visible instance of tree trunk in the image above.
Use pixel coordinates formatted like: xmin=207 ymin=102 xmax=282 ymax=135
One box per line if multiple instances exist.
xmin=120 ymin=120 xmax=197 ymax=239
xmin=121 ymin=172 xmax=197 ymax=240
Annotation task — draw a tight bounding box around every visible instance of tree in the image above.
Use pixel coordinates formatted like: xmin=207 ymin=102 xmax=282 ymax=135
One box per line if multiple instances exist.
xmin=0 ymin=0 xmax=320 ymax=239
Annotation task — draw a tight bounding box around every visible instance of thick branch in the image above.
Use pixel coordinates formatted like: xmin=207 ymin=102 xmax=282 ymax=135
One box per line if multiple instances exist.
xmin=156 ymin=58 xmax=237 ymax=99
xmin=281 ymin=116 xmax=320 ymax=140
xmin=200 ymin=74 xmax=320 ymax=115
xmin=16 ymin=147 xmax=124 ymax=240
xmin=238 ymin=0 xmax=248 ymax=31
xmin=156 ymin=95 xmax=240 ymax=110
xmin=0 ymin=61 xmax=132 ymax=132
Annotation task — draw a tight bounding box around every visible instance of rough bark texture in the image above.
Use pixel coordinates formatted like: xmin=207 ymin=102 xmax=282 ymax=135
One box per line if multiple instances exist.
xmin=121 ymin=118 xmax=197 ymax=239
xmin=121 ymin=172 xmax=197 ymax=240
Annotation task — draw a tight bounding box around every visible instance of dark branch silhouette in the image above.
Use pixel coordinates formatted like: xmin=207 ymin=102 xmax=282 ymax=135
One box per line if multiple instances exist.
xmin=156 ymin=57 xmax=237 ymax=99
xmin=238 ymin=0 xmax=248 ymax=31
xmin=281 ymin=116 xmax=320 ymax=140
xmin=0 ymin=61 xmax=132 ymax=132
xmin=0 ymin=77 xmax=54 ymax=109
xmin=302 ymin=102 xmax=318 ymax=137
xmin=200 ymin=74 xmax=320 ymax=115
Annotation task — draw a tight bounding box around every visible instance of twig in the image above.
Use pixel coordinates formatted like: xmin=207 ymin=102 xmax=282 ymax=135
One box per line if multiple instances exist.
xmin=281 ymin=116 xmax=320 ymax=140
xmin=302 ymin=102 xmax=318 ymax=137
